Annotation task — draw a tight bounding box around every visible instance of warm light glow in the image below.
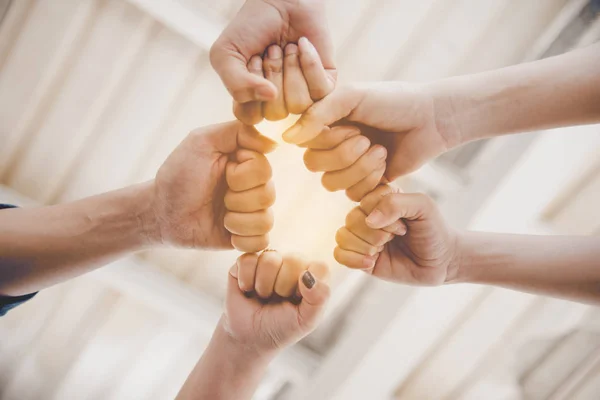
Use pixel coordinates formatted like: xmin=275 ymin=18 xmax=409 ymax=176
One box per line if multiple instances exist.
xmin=254 ymin=118 xmax=355 ymax=270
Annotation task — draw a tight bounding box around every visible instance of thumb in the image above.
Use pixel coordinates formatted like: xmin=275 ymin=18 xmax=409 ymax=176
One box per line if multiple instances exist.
xmin=282 ymin=85 xmax=366 ymax=145
xmin=210 ymin=43 xmax=277 ymax=103
xmin=365 ymin=193 xmax=435 ymax=229
xmin=297 ymin=262 xmax=331 ymax=331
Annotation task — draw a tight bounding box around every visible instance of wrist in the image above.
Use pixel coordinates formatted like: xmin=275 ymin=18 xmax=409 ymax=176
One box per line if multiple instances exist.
xmin=425 ymin=77 xmax=479 ymax=148
xmin=125 ymin=181 xmax=162 ymax=248
xmin=445 ymin=230 xmax=471 ymax=284
xmin=215 ymin=317 xmax=278 ymax=365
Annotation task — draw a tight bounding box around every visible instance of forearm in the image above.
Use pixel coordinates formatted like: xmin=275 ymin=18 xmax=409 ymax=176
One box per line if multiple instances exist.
xmin=452 ymin=231 xmax=600 ymax=304
xmin=431 ymin=43 xmax=600 ymax=145
xmin=176 ymin=317 xmax=275 ymax=400
xmin=0 ymin=182 xmax=157 ymax=296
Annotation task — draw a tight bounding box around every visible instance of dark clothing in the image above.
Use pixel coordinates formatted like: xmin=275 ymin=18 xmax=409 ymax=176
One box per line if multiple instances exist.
xmin=0 ymin=203 xmax=38 ymax=316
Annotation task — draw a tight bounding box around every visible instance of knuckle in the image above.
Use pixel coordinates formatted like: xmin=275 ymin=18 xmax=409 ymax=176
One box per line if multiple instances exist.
xmin=303 ymin=151 xmax=319 ymax=172
xmin=263 ymin=57 xmax=283 ymax=74
xmin=321 ymin=173 xmax=339 ymax=192
xmin=345 ymin=207 xmax=363 ymax=228
xmin=257 ymin=184 xmax=276 ymax=209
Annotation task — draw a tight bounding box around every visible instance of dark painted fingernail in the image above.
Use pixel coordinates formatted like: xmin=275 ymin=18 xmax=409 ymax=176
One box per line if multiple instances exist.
xmin=302 ymin=271 xmax=316 ymax=289
xmin=243 ymin=291 xmax=254 ymax=298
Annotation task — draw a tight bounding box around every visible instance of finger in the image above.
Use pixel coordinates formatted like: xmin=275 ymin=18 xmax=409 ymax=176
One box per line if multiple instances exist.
xmin=365 ymin=192 xmax=436 ymax=229
xmin=233 ymin=55 xmax=265 ymax=125
xmin=360 ymin=185 xmax=400 ymax=214
xmin=298 ymin=37 xmax=334 ymax=101
xmin=209 ymin=41 xmax=277 ymax=103
xmin=298 ymin=125 xmax=360 ymax=150
xmin=303 ymin=135 xmax=370 ymax=172
xmin=382 ymin=219 xmax=408 ymax=236
xmin=224 ymin=209 xmax=274 ymax=236
xmin=345 ymin=207 xmax=393 ymax=246
xmin=297 ymin=267 xmax=331 ymax=331
xmin=263 ymin=45 xmax=288 ymax=121
xmin=236 ymin=253 xmax=259 ymax=293
xmin=189 ymin=121 xmax=276 ymax=155
xmin=283 ymin=43 xmax=312 ymax=114
xmin=231 ymin=234 xmax=270 ymax=253
xmin=322 ymin=145 xmax=387 ymax=191
xmin=255 ymin=250 xmax=283 ymax=298
xmin=226 ymin=149 xmax=272 ymax=192
xmin=225 ymin=181 xmax=276 ymax=212
xmin=274 ymin=253 xmax=308 ymax=298
xmin=333 ymin=246 xmax=378 ymax=271
xmin=359 ymin=186 xmax=410 ymax=235
xmin=236 ymin=124 xmax=278 ymax=154
xmin=335 ymin=227 xmax=382 ymax=256
xmin=345 ymin=163 xmax=387 ymax=202
xmin=282 ymin=85 xmax=365 ymax=144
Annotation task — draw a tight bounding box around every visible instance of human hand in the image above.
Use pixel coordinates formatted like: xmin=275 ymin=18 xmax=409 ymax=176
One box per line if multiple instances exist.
xmin=223 ymin=250 xmax=331 ymax=351
xmin=224 ymin=148 xmax=277 ymax=252
xmin=283 ymin=82 xmax=461 ymax=190
xmin=150 ymin=121 xmax=277 ymax=251
xmin=233 ymin=38 xmax=335 ymax=125
xmin=211 ymin=0 xmax=336 ymax=112
xmin=334 ymin=185 xmax=459 ymax=286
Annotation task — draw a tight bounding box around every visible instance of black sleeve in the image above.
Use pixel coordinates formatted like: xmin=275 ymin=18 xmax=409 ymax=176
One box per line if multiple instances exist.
xmin=0 ymin=203 xmax=38 ymax=316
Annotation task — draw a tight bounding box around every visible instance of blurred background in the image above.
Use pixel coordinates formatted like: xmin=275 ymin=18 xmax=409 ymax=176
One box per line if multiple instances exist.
xmin=0 ymin=0 xmax=599 ymax=399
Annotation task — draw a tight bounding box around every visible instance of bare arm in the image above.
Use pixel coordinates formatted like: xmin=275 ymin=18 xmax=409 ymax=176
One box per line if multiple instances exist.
xmin=432 ymin=43 xmax=600 ymax=145
xmin=337 ymin=187 xmax=600 ymax=305
xmin=0 ymin=183 xmax=154 ymax=296
xmin=453 ymin=232 xmax=600 ymax=304
xmin=176 ymin=318 xmax=275 ymax=400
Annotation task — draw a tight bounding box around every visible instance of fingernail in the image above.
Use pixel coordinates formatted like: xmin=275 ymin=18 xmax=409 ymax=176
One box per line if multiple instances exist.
xmin=302 ymin=271 xmax=316 ymax=289
xmin=255 ymin=85 xmax=275 ymax=101
xmin=354 ymin=137 xmax=370 ymax=155
xmin=249 ymin=55 xmax=263 ymax=72
xmin=268 ymin=44 xmax=282 ymax=59
xmin=243 ymin=290 xmax=254 ymax=298
xmin=395 ymin=224 xmax=407 ymax=236
xmin=362 ymin=255 xmax=376 ymax=270
xmin=283 ymin=125 xmax=302 ymax=143
xmin=366 ymin=209 xmax=385 ymax=227
xmin=377 ymin=245 xmax=385 ymax=253
xmin=298 ymin=37 xmax=316 ymax=55
xmin=372 ymin=146 xmax=387 ymax=160
xmin=285 ymin=43 xmax=298 ymax=55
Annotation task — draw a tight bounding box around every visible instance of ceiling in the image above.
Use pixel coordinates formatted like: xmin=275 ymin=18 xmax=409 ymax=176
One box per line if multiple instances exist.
xmin=0 ymin=0 xmax=599 ymax=399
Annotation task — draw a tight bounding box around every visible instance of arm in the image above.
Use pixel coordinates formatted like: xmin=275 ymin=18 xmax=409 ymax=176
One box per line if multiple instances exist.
xmin=175 ymin=318 xmax=276 ymax=400
xmin=283 ymin=44 xmax=600 ymax=186
xmin=432 ymin=43 xmax=600 ymax=145
xmin=337 ymin=185 xmax=600 ymax=305
xmin=177 ymin=251 xmax=330 ymax=400
xmin=0 ymin=121 xmax=277 ymax=298
xmin=0 ymin=183 xmax=154 ymax=296
xmin=453 ymin=232 xmax=600 ymax=304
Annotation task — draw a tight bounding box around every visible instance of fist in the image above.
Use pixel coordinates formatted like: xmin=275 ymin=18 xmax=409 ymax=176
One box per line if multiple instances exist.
xmin=224 ymin=149 xmax=276 ymax=253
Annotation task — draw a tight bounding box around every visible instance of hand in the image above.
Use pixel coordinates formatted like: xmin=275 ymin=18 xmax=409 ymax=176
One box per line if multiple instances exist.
xmin=150 ymin=121 xmax=277 ymax=250
xmin=225 ymin=149 xmax=277 ymax=252
xmin=223 ymin=251 xmax=331 ymax=351
xmin=234 ymin=39 xmax=335 ymax=125
xmin=211 ymin=0 xmax=336 ymax=110
xmin=282 ymin=82 xmax=461 ymax=189
xmin=334 ymin=185 xmax=459 ymax=286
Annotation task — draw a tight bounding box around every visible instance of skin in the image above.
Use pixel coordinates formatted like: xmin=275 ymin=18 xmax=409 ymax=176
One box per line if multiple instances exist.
xmin=176 ymin=251 xmax=331 ymax=400
xmin=336 ymin=185 xmax=600 ymax=305
xmin=0 ymin=121 xmax=277 ymax=296
xmin=211 ymin=0 xmax=337 ymax=120
xmin=281 ymin=43 xmax=600 ymax=196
